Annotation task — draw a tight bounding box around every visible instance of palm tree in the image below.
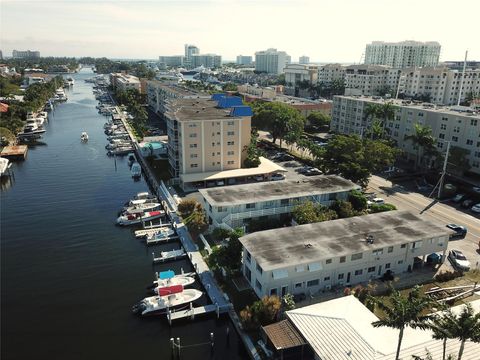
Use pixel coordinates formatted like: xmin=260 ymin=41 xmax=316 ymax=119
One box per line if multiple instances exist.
xmin=364 ymin=103 xmax=380 ymax=139
xmin=370 ymin=286 xmax=434 ymax=360
xmin=404 ymin=123 xmax=436 ymax=169
xmin=444 ymin=303 xmax=480 ymax=360
xmin=428 ymin=312 xmax=455 ymax=360
xmin=377 ymin=102 xmax=396 ymax=137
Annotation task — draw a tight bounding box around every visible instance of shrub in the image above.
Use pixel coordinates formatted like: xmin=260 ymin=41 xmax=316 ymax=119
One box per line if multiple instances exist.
xmin=369 ymin=203 xmax=397 ymax=213
xmin=348 ymin=190 xmax=368 ymax=211
xmin=434 ymin=270 xmax=463 ymax=282
xmin=240 ymin=296 xmax=282 ymax=330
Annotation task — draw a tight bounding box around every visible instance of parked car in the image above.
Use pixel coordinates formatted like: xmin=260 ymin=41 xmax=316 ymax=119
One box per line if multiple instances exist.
xmin=270 ymin=173 xmax=285 ymax=181
xmin=304 ymin=168 xmax=322 ymax=176
xmin=367 ymin=198 xmax=385 ymax=206
xmin=298 ymin=165 xmax=313 ymax=174
xmin=471 ymin=203 xmax=480 ymax=213
xmin=254 ymin=175 xmax=264 ymax=182
xmin=472 ymin=187 xmax=480 ymax=194
xmin=446 ymin=223 xmax=467 ymax=239
xmin=461 ymin=199 xmax=474 ymax=208
xmin=448 ymin=250 xmax=470 ymax=271
xmin=277 ymin=154 xmax=294 ymax=162
xmin=452 ymin=194 xmax=465 ymax=203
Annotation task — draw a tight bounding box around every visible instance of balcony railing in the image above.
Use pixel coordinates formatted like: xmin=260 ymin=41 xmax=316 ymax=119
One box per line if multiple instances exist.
xmin=221 ymin=205 xmax=297 ymax=226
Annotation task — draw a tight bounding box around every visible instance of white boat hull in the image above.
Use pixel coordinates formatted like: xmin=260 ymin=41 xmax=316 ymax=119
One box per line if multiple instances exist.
xmin=152 ymin=276 xmax=195 ymax=294
xmin=133 ymin=289 xmax=203 ymax=316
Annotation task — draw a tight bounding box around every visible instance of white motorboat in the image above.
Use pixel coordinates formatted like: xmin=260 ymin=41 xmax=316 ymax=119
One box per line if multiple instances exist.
xmin=107 ymin=146 xmax=134 ymax=156
xmin=0 ymin=157 xmax=11 ymax=177
xmin=25 ymin=118 xmax=45 ymax=129
xmin=116 ymin=210 xmax=164 ymax=226
xmin=81 ymin=132 xmax=89 ymax=141
xmin=150 ymin=275 xmax=195 ymax=294
xmin=152 ymin=249 xmax=186 ymax=263
xmin=146 ymin=228 xmax=175 ymax=241
xmin=131 ymin=162 xmax=142 ymax=178
xmin=122 ymin=202 xmax=161 ymax=214
xmin=132 ymin=286 xmax=203 ymax=316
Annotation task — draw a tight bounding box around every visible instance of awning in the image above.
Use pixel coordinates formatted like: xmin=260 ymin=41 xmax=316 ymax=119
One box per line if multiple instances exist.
xmin=262 ymin=320 xmax=306 ymax=351
xmin=272 ymin=269 xmax=289 ymax=280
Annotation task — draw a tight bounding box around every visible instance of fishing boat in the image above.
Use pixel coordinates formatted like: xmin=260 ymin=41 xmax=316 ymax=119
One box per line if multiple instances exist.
xmin=131 ymin=162 xmax=142 ymax=179
xmin=146 ymin=228 xmax=175 ymax=241
xmin=122 ymin=202 xmax=161 ymax=214
xmin=147 ymin=270 xmax=195 ymax=294
xmin=116 ymin=210 xmax=164 ymax=226
xmin=152 ymin=249 xmax=186 ymax=263
xmin=81 ymin=132 xmax=89 ymax=141
xmin=132 ymin=285 xmax=203 ymax=316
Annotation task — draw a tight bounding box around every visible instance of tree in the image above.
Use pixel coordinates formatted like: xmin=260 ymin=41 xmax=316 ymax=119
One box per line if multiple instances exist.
xmin=404 ymin=123 xmax=437 ymax=169
xmin=428 ymin=312 xmax=455 ymax=360
xmin=243 ymin=129 xmax=262 ymax=168
xmin=208 ymin=228 xmax=244 ymax=272
xmin=369 ymin=203 xmax=396 ymax=213
xmin=292 ymin=201 xmax=337 ymax=225
xmin=240 ymin=296 xmax=282 ymax=330
xmin=177 ymin=199 xmax=198 ymax=218
xmin=348 ymin=190 xmax=368 ymax=211
xmin=222 ymin=83 xmax=238 ymax=91
xmin=370 ymin=286 xmax=435 ymax=360
xmin=331 ymin=200 xmax=356 ymax=218
xmin=306 ymin=111 xmax=330 ymax=130
xmin=447 ymin=146 xmax=471 ymax=176
xmin=184 ymin=203 xmax=207 ymax=238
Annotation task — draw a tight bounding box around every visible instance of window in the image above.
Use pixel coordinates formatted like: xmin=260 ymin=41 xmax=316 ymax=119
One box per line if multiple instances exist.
xmin=190 ymin=154 xmax=198 ymax=158
xmin=295 ymin=282 xmax=302 ymax=289
xmin=227 ymin=141 xmax=235 ymax=146
xmin=355 ymin=269 xmax=363 ymax=276
xmin=227 ymin=151 xmax=234 ymax=155
xmin=338 ymin=273 xmax=344 ymax=280
xmin=339 ymin=256 xmax=346 ymax=263
xmin=189 ymin=144 xmax=198 ymax=148
xmin=471 ymin=119 xmax=478 ymax=126
xmin=256 ymin=263 xmax=263 ymax=275
xmin=351 ymin=253 xmax=363 ymax=261
xmin=387 ymin=246 xmax=393 ymax=253
xmin=227 ymin=160 xmax=234 ymax=165
xmin=255 ymin=279 xmax=262 ymax=291
xmin=227 ymin=121 xmax=234 ymax=125
xmin=189 ymin=133 xmax=197 ymax=138
xmin=246 ymin=203 xmax=255 ymax=209
xmin=439 ymin=133 xmax=445 ymax=139
xmin=326 ymin=259 xmax=332 ymax=264
xmin=323 ymin=276 xmax=330 ymax=281
xmin=372 ymin=249 xmax=383 ymax=256
xmin=212 ymin=152 xmax=215 ymax=156
xmin=270 ymin=288 xmax=277 ymax=296
xmin=368 ymin=266 xmax=376 ymax=273
xmin=467 ymin=139 xmax=473 ymax=145
xmin=217 ymin=206 xmax=225 ymax=212
xmin=227 ymin=131 xmax=235 ymax=136
xmin=188 ymin=123 xmax=197 ymax=128
xmin=452 ymin=136 xmax=458 ymax=142
xmin=307 ymin=279 xmax=319 ymax=287
xmin=440 ymin=124 xmax=447 ymax=130
xmin=385 ymin=263 xmax=391 ymax=269
xmin=280 ymin=199 xmax=289 ymax=206
xmin=190 ymin=164 xmax=198 ymax=168
xmin=246 ymin=251 xmax=251 ymax=263
xmin=401 ymin=244 xmax=406 ymax=248
xmin=398 ymin=260 xmax=403 ymax=265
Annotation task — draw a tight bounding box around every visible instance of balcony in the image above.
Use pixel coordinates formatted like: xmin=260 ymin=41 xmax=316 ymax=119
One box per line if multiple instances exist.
xmin=221 ymin=205 xmax=297 ymax=227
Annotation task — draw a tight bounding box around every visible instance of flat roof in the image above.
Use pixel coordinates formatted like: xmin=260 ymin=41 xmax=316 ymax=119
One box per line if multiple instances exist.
xmin=287 ymin=296 xmax=480 ymax=360
xmin=166 ymin=98 xmax=248 ymax=121
xmin=239 ymin=211 xmax=449 ymax=271
xmin=200 ymin=175 xmax=358 ymax=207
xmin=336 ymin=95 xmax=480 ymax=119
xmin=180 ymin=157 xmax=285 ymax=183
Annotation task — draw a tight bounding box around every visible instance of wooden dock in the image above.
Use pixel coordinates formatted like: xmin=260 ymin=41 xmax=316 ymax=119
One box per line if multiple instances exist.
xmin=167 ymin=303 xmax=229 ymax=323
xmin=146 ymin=235 xmax=179 ymax=245
xmin=134 ymin=224 xmax=172 ymax=238
xmin=1 ymin=145 xmax=28 ymax=160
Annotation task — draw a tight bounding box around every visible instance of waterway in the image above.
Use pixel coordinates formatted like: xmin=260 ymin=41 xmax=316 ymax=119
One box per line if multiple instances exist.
xmin=1 ymin=68 xmax=245 ymax=360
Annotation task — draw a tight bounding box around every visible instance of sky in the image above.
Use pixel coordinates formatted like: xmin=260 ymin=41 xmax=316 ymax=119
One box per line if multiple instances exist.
xmin=1 ymin=0 xmax=479 ymax=63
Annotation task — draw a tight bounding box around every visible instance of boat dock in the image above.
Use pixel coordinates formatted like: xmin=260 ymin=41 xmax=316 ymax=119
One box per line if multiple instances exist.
xmin=152 ymin=251 xmax=187 ymax=264
xmin=146 ymin=235 xmax=179 ymax=245
xmin=167 ymin=303 xmax=229 ymax=324
xmin=1 ymin=145 xmax=28 ymax=160
xmin=134 ymin=224 xmax=172 ymax=238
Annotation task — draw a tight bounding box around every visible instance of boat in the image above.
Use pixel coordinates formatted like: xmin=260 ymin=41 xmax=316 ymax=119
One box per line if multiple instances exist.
xmin=127 ymin=153 xmax=136 ymax=166
xmin=66 ymin=77 xmax=75 ymax=86
xmin=148 ymin=271 xmax=195 ymax=294
xmin=0 ymin=157 xmax=11 ymax=177
xmin=132 ymin=285 xmax=203 ymax=316
xmin=146 ymin=228 xmax=175 ymax=241
xmin=25 ymin=118 xmax=45 ymax=129
xmin=18 ymin=123 xmax=46 ymax=139
xmin=116 ymin=210 xmax=164 ymax=226
xmin=152 ymin=249 xmax=186 ymax=263
xmin=105 ymin=141 xmax=131 ymax=150
xmin=122 ymin=202 xmax=161 ymax=214
xmin=107 ymin=146 xmax=135 ymax=156
xmin=81 ymin=132 xmax=89 ymax=141
xmin=133 ymin=192 xmax=155 ymax=201
xmin=131 ymin=162 xmax=142 ymax=178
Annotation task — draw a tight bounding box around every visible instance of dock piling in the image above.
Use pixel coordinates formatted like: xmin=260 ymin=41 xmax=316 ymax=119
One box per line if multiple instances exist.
xmin=210 ymin=332 xmax=214 ymax=354
xmin=190 ymin=302 xmax=194 ymax=320
xmin=176 ymin=338 xmax=181 ymax=357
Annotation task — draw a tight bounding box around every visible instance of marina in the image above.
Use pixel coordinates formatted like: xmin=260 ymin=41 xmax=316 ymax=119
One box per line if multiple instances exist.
xmin=1 ymin=68 xmax=245 ymax=360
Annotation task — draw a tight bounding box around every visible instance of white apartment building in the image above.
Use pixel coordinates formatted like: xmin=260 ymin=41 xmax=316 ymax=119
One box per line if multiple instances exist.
xmin=398 ymin=67 xmax=480 ymax=105
xmin=284 ymin=64 xmax=319 ymax=96
xmin=344 ymin=65 xmax=401 ymax=96
xmin=165 ymin=95 xmax=252 ymax=185
xmin=110 ymin=73 xmax=141 ymax=92
xmin=200 ymin=176 xmax=359 ymax=230
xmin=365 ymin=40 xmax=441 ymax=68
xmin=331 ymin=95 xmax=480 ymax=174
xmin=191 ymin=54 xmax=222 ymax=69
xmin=158 ymin=56 xmax=184 ymax=67
xmin=184 ymin=44 xmax=200 ymax=68
xmin=255 ymin=48 xmax=289 ymax=74
xmin=317 ymin=64 xmax=346 ymax=85
xmin=299 ymin=56 xmax=310 ymax=64
xmin=236 ymin=55 xmax=252 ymax=65
xmin=240 ymin=211 xmax=449 ymax=298
xmin=146 ymin=80 xmax=206 ymax=115
xmin=12 ymin=50 xmax=40 ymax=59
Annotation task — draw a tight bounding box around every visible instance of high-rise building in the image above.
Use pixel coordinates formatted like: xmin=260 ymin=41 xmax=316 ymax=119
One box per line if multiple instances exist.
xmin=0 ymin=50 xmax=3 ymax=60
xmin=299 ymin=56 xmax=310 ymax=64
xmin=236 ymin=55 xmax=252 ymax=65
xmin=12 ymin=50 xmax=40 ymax=59
xmin=158 ymin=56 xmax=184 ymax=67
xmin=331 ymin=95 xmax=480 ymax=174
xmin=344 ymin=65 xmax=401 ymax=96
xmin=191 ymin=54 xmax=222 ymax=69
xmin=317 ymin=64 xmax=346 ymax=85
xmin=184 ymin=44 xmax=200 ymax=68
xmin=284 ymin=64 xmax=318 ymax=96
xmin=255 ymin=48 xmax=289 ymax=74
xmin=365 ymin=41 xmax=441 ymax=68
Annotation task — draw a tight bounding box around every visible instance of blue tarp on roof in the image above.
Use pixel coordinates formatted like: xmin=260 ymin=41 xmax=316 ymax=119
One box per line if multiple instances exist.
xmin=211 ymin=93 xmax=224 ymax=102
xmin=230 ymin=106 xmax=253 ymax=117
xmin=217 ymin=96 xmax=243 ymax=109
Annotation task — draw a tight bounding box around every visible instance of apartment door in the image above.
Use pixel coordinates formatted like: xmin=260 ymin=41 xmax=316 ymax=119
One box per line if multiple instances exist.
xmin=346 ymin=272 xmax=351 ymax=284
xmin=377 ymin=265 xmax=382 ymax=277
xmin=281 ymin=285 xmax=288 ymax=297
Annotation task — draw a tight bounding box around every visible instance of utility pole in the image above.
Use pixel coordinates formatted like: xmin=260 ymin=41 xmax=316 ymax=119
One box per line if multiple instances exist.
xmin=437 ymin=141 xmax=451 ymax=199
xmin=457 ymin=50 xmax=468 ymax=106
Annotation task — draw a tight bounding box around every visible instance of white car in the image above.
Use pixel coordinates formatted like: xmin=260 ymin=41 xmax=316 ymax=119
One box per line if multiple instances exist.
xmin=270 ymin=173 xmax=285 ymax=181
xmin=471 ymin=203 xmax=480 ymax=213
xmin=448 ymin=250 xmax=470 ymax=271
xmin=367 ymin=197 xmax=385 ymax=206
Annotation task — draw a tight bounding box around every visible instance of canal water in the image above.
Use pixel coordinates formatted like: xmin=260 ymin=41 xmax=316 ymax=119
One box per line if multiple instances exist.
xmin=1 ymin=68 xmax=245 ymax=360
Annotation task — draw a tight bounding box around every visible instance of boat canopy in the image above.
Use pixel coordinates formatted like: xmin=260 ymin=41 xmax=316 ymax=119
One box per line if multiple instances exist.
xmin=158 ymin=285 xmax=183 ymax=296
xmin=159 ymin=270 xmax=175 ymax=280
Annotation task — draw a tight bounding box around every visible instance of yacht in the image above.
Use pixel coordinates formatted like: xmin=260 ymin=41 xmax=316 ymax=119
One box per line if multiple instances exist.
xmin=121 ymin=202 xmax=161 ymax=214
xmin=116 ymin=210 xmax=164 ymax=226
xmin=66 ymin=77 xmax=75 ymax=86
xmin=131 ymin=162 xmax=142 ymax=178
xmin=81 ymin=132 xmax=89 ymax=141
xmin=149 ymin=273 xmax=195 ymax=295
xmin=18 ymin=122 xmax=46 ymax=138
xmin=0 ymin=157 xmax=11 ymax=177
xmin=132 ymin=285 xmax=203 ymax=316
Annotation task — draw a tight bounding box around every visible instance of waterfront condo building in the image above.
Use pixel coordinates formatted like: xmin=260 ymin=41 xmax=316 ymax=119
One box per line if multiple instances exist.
xmin=158 ymin=56 xmax=184 ymax=68
xmin=191 ymin=54 xmax=222 ymax=69
xmin=240 ymin=211 xmax=449 ymax=298
xmin=331 ymin=95 xmax=480 ymax=174
xmin=12 ymin=49 xmax=40 ymax=59
xmin=184 ymin=44 xmax=200 ymax=68
xmin=110 ymin=73 xmax=141 ymax=92
xmin=236 ymin=55 xmax=253 ymax=66
xmin=255 ymin=48 xmax=289 ymax=74
xmin=365 ymin=40 xmax=441 ymax=68
xmin=200 ymin=176 xmax=359 ymax=231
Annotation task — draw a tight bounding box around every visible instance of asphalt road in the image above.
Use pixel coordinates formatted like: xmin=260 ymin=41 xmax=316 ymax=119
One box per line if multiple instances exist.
xmin=367 ymin=175 xmax=480 ymax=271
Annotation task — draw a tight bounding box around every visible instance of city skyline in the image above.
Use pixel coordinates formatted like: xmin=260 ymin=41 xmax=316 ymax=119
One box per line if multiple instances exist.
xmin=1 ymin=0 xmax=479 ymax=62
